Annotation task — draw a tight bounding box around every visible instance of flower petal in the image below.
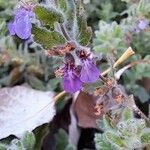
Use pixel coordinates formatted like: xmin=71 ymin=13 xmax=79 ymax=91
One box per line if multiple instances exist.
xmin=80 ymin=60 xmax=100 ymax=83
xmin=14 ymin=15 xmax=32 ymax=39
xmin=7 ymin=22 xmax=15 ymax=35
xmin=63 ymin=70 xmax=82 ymax=93
xmin=138 ymin=20 xmax=148 ymax=30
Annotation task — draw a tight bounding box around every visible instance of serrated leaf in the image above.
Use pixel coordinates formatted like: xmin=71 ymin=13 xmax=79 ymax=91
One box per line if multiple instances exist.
xmin=122 ymin=108 xmax=133 ymax=121
xmin=21 ymin=131 xmax=36 ymax=149
xmin=32 ymin=25 xmax=66 ymax=49
xmin=33 ymin=5 xmax=64 ymax=29
xmin=105 ymin=131 xmax=125 ymax=148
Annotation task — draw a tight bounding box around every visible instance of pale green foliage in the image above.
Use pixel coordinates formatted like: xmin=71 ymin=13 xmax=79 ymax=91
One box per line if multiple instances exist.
xmin=21 ymin=131 xmax=36 ymax=150
xmin=95 ymin=108 xmax=150 ymax=150
xmin=55 ymin=129 xmax=76 ymax=150
xmin=93 ymin=0 xmax=150 ymax=103
xmin=141 ymin=129 xmax=150 ymax=144
xmin=95 ymin=134 xmax=116 ymax=150
xmin=94 ymin=21 xmax=126 ymax=55
xmin=121 ymin=107 xmax=133 ymax=121
xmin=123 ymin=55 xmax=150 ymax=102
xmin=0 ymin=131 xmax=35 ymax=150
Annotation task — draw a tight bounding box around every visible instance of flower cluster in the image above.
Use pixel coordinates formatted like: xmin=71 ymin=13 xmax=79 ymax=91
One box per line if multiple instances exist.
xmin=7 ymin=2 xmax=100 ymax=94
xmin=56 ymin=50 xmax=100 ymax=93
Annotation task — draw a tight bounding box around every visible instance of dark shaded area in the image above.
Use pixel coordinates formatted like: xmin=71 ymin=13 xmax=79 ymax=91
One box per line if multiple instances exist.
xmin=41 ymin=99 xmax=72 ymax=150
xmin=77 ymin=128 xmax=100 ymax=150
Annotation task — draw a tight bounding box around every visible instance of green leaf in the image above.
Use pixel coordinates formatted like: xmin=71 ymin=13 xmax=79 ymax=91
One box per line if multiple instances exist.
xmin=21 ymin=131 xmax=36 ymax=149
xmin=32 ymin=25 xmax=66 ymax=49
xmin=95 ymin=134 xmax=117 ymax=150
xmin=131 ymin=86 xmax=149 ymax=103
xmin=27 ymin=75 xmax=46 ymax=90
xmin=65 ymin=0 xmax=76 ymax=32
xmin=96 ymin=114 xmax=114 ymax=131
xmin=75 ymin=14 xmax=92 ymax=46
xmin=55 ymin=129 xmax=69 ymax=150
xmin=122 ymin=108 xmax=133 ymax=121
xmin=105 ymin=131 xmax=125 ymax=148
xmin=57 ymin=0 xmax=67 ymax=12
xmin=0 ymin=143 xmax=7 ymax=150
xmin=65 ymin=145 xmax=77 ymax=150
xmin=10 ymin=139 xmax=24 ymax=150
xmin=33 ymin=5 xmax=64 ymax=29
xmin=141 ymin=129 xmax=150 ymax=144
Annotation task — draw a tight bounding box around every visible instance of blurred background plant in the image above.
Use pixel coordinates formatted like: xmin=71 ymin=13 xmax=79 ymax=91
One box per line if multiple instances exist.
xmin=88 ymin=0 xmax=150 ymax=103
xmin=95 ymin=108 xmax=150 ymax=150
xmin=0 ymin=0 xmax=150 ymax=149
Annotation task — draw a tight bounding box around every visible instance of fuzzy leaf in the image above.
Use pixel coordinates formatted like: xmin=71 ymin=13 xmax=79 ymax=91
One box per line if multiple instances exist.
xmin=97 ymin=115 xmax=114 ymax=131
xmin=21 ymin=131 xmax=36 ymax=149
xmin=55 ymin=129 xmax=68 ymax=150
xmin=141 ymin=130 xmax=150 ymax=144
xmin=76 ymin=14 xmax=92 ymax=46
xmin=32 ymin=25 xmax=66 ymax=49
xmin=122 ymin=108 xmax=133 ymax=121
xmin=95 ymin=134 xmax=117 ymax=150
xmin=105 ymin=131 xmax=125 ymax=148
xmin=10 ymin=139 xmax=24 ymax=150
xmin=27 ymin=75 xmax=46 ymax=91
xmin=65 ymin=0 xmax=76 ymax=33
xmin=33 ymin=5 xmax=64 ymax=29
xmin=0 ymin=143 xmax=7 ymax=150
xmin=57 ymin=0 xmax=67 ymax=12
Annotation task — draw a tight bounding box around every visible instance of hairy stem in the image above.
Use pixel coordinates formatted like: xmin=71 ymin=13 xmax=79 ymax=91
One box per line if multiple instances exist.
xmin=60 ymin=24 xmax=72 ymax=41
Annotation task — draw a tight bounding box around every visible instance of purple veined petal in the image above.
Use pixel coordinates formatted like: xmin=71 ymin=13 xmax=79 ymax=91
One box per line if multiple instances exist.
xmin=14 ymin=15 xmax=32 ymax=39
xmin=80 ymin=59 xmax=100 ymax=83
xmin=7 ymin=22 xmax=15 ymax=35
xmin=63 ymin=70 xmax=82 ymax=93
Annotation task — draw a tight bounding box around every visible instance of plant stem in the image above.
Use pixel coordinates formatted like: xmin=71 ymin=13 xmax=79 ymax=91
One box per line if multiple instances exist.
xmin=54 ymin=90 xmax=66 ymax=102
xmin=60 ymin=24 xmax=72 ymax=41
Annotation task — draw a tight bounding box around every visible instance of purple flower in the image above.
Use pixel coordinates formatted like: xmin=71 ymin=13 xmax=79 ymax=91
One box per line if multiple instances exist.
xmin=134 ymin=19 xmax=148 ymax=33
xmin=63 ymin=68 xmax=82 ymax=93
xmin=80 ymin=58 xmax=100 ymax=83
xmin=138 ymin=20 xmax=148 ymax=30
xmin=77 ymin=50 xmax=100 ymax=83
xmin=61 ymin=53 xmax=82 ymax=93
xmin=8 ymin=8 xmax=34 ymax=39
